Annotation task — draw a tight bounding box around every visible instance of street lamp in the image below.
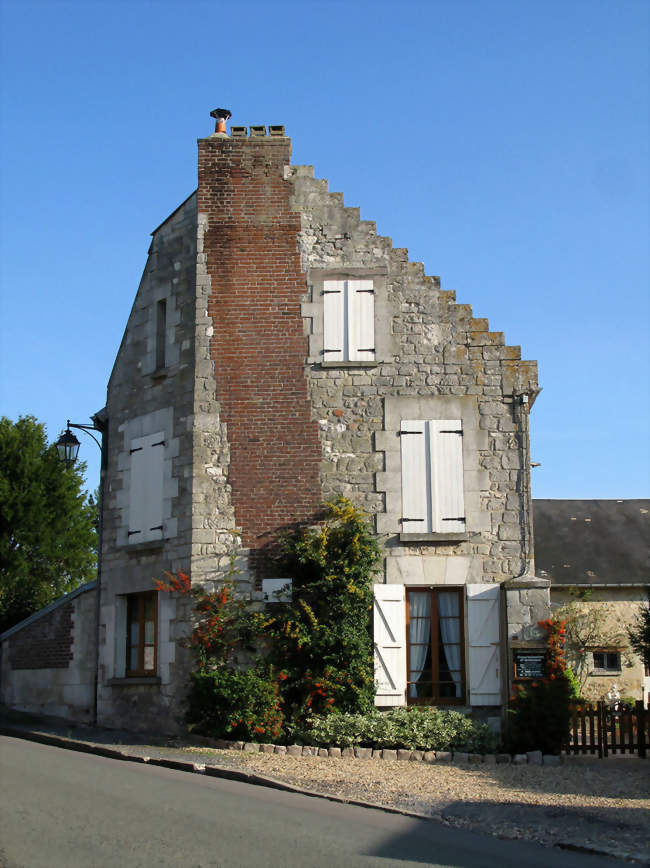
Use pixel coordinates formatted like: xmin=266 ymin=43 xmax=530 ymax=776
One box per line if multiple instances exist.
xmin=55 ymin=414 xmax=106 ymax=726
xmin=55 ymin=420 xmax=102 ymax=465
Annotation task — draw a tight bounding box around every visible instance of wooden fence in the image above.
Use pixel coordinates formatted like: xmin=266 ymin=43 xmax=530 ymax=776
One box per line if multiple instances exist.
xmin=564 ymin=700 xmax=648 ymax=758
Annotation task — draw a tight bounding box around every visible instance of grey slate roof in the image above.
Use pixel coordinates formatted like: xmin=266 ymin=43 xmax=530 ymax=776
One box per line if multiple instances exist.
xmin=533 ymin=500 xmax=649 ymax=586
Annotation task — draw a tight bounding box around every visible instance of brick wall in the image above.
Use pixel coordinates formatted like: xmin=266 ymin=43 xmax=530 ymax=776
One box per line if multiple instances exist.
xmin=9 ymin=602 xmax=74 ymax=670
xmin=198 ymin=136 xmax=322 ymax=557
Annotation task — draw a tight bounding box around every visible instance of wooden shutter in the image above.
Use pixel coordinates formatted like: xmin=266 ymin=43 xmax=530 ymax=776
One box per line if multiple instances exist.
xmin=430 ymin=420 xmax=465 ymax=533
xmin=348 ymin=280 xmax=375 ymax=361
xmin=400 ymin=420 xmax=429 ymax=533
xmin=466 ymin=584 xmax=501 ymax=706
xmin=374 ymin=583 xmax=407 ymax=706
xmin=323 ymin=280 xmax=345 ymax=361
xmin=128 ymin=432 xmax=164 ymax=543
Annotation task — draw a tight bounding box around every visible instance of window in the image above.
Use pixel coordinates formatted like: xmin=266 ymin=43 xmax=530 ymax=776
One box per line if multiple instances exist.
xmin=128 ymin=432 xmax=165 ymax=543
xmin=155 ymin=299 xmax=167 ymax=370
xmin=400 ymin=420 xmax=465 ymax=534
xmin=126 ymin=591 xmax=157 ymax=676
xmin=323 ymin=279 xmax=374 ymax=362
xmin=593 ymin=650 xmax=621 ymax=671
xmin=406 ymin=588 xmax=465 ymax=704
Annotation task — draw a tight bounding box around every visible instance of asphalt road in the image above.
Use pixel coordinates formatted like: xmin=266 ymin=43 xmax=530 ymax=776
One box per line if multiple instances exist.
xmin=0 ymin=736 xmax=621 ymax=868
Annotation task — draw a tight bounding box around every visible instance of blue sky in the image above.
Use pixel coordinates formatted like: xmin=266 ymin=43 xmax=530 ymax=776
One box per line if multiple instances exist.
xmin=1 ymin=0 xmax=648 ymax=499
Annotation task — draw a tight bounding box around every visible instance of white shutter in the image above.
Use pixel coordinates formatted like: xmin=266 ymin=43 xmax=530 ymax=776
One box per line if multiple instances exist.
xmin=128 ymin=432 xmax=164 ymax=543
xmin=348 ymin=280 xmax=375 ymax=362
xmin=466 ymin=584 xmax=501 ymax=706
xmin=323 ymin=280 xmax=345 ymax=361
xmin=430 ymin=420 xmax=465 ymax=533
xmin=400 ymin=421 xmax=429 ymax=533
xmin=374 ymin=583 xmax=406 ymax=706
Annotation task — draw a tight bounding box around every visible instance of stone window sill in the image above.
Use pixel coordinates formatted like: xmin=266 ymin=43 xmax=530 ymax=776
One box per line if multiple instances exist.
xmin=399 ymin=532 xmax=470 ymax=543
xmin=124 ymin=539 xmax=165 ymax=554
xmin=107 ymin=677 xmax=161 ymax=687
xmin=590 ymin=669 xmax=622 ymax=676
xmin=151 ymin=367 xmax=169 ymax=381
xmin=310 ymin=359 xmax=384 ymax=369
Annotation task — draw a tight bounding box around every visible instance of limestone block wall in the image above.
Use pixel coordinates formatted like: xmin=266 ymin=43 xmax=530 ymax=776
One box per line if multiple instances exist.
xmin=287 ymin=165 xmax=539 ymax=587
xmin=97 ymin=193 xmax=198 ymax=732
xmin=0 ymin=583 xmax=97 ymax=722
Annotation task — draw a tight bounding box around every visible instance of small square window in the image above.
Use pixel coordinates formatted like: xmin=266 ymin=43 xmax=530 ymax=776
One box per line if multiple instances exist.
xmin=593 ymin=651 xmax=620 ymax=671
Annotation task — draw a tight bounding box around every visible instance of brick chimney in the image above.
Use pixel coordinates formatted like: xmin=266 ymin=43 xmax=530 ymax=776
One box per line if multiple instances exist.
xmin=197 ymin=114 xmax=322 ymax=567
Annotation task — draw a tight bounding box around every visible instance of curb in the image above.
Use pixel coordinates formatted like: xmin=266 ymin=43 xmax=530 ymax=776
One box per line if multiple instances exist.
xmin=1 ymin=725 xmax=645 ymax=864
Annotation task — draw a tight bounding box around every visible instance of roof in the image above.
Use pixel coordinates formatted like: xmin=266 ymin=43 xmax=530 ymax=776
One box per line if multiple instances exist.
xmin=533 ymin=500 xmax=649 ymax=586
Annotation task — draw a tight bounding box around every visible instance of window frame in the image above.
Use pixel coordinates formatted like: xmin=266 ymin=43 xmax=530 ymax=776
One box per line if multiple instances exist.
xmin=125 ymin=591 xmax=158 ymax=677
xmin=592 ymin=650 xmax=621 ymax=672
xmin=405 ymin=587 xmax=466 ymax=705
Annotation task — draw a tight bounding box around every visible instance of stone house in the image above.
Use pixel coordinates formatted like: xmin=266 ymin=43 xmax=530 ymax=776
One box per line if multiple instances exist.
xmin=1 ymin=112 xmax=550 ymax=733
xmin=534 ymin=499 xmax=649 ymax=704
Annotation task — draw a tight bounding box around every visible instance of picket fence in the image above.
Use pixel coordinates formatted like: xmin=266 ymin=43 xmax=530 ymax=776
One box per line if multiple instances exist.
xmin=563 ymin=700 xmax=649 ymax=758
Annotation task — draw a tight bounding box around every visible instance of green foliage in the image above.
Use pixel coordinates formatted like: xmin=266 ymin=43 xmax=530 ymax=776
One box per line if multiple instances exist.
xmin=627 ymin=588 xmax=650 ymax=668
xmin=289 ymin=707 xmax=498 ymax=753
xmin=0 ymin=416 xmax=97 ymax=633
xmin=563 ymin=665 xmax=583 ymax=700
xmin=267 ymin=498 xmax=380 ymax=720
xmin=187 ymin=667 xmax=284 ymax=742
xmin=507 ymin=618 xmax=572 ymax=754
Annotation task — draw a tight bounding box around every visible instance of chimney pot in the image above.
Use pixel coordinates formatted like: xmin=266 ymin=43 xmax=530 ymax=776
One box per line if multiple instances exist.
xmin=209 ymin=107 xmax=232 ymax=136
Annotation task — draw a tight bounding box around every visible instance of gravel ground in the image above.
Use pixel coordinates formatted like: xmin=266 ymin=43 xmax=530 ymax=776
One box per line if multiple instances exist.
xmin=2 ymin=713 xmax=648 ymax=864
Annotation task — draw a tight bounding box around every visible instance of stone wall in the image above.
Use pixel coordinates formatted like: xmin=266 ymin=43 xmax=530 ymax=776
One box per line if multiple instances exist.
xmin=0 ymin=583 xmax=97 ymax=722
xmin=97 ymin=193 xmax=198 ymax=733
xmin=552 ymin=586 xmax=649 ymax=702
xmin=287 ymin=164 xmax=539 ymax=587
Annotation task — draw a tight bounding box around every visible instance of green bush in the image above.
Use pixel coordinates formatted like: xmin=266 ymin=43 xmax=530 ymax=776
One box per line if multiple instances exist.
xmin=269 ymin=499 xmax=380 ymax=721
xmin=289 ymin=707 xmax=498 ymax=753
xmin=187 ymin=667 xmax=283 ymax=742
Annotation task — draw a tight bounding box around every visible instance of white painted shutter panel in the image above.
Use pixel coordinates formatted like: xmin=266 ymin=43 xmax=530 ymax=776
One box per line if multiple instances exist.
xmin=348 ymin=279 xmax=375 ymax=362
xmin=322 ymin=280 xmax=345 ymax=361
xmin=400 ymin=421 xmax=429 ymax=533
xmin=128 ymin=432 xmax=164 ymax=543
xmin=374 ymin=583 xmax=406 ymax=706
xmin=466 ymin=584 xmax=501 ymax=706
xmin=430 ymin=420 xmax=465 ymax=533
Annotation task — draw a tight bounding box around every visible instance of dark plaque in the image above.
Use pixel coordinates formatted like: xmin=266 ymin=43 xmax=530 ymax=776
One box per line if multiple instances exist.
xmin=514 ymin=651 xmax=545 ymax=680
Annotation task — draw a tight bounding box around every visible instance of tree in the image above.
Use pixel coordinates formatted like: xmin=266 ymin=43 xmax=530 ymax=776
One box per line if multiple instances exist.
xmin=0 ymin=416 xmax=97 ymax=633
xmin=627 ymin=589 xmax=650 ymax=668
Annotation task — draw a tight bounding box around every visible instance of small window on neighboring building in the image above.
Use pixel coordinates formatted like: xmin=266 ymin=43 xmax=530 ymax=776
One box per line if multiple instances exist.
xmin=156 ymin=299 xmax=167 ymax=370
xmin=126 ymin=591 xmax=157 ymax=676
xmin=593 ymin=650 xmax=620 ymax=671
xmin=323 ymin=279 xmax=375 ymax=362
xmin=406 ymin=588 xmax=465 ymax=704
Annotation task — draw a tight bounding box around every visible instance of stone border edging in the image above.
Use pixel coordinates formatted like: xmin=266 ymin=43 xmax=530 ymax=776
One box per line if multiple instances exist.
xmin=190 ymin=734 xmax=566 ymax=766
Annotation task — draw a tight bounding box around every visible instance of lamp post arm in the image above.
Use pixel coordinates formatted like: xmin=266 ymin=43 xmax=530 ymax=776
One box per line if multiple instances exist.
xmin=66 ymin=420 xmax=103 ymax=451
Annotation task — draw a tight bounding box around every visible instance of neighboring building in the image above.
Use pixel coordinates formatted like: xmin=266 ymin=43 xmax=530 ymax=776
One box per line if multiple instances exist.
xmin=1 ymin=112 xmax=550 ymax=732
xmin=0 ymin=581 xmax=97 ymax=722
xmin=534 ymin=499 xmax=650 ymax=703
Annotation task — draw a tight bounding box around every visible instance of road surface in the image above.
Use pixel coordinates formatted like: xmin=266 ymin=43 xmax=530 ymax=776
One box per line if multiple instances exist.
xmin=0 ymin=736 xmax=620 ymax=867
